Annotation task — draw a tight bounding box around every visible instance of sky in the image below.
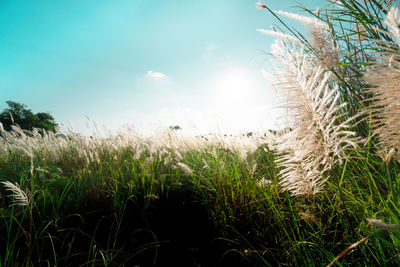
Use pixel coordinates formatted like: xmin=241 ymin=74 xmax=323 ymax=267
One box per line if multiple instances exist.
xmin=0 ymin=0 xmax=325 ymax=135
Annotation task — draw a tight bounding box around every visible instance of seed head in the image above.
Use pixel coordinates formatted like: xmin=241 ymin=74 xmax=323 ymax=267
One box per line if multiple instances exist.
xmin=1 ymin=181 xmax=29 ymax=206
xmin=255 ymin=1 xmax=267 ymax=9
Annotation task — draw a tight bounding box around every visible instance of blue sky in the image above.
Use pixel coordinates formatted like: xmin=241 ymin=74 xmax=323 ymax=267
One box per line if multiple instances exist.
xmin=0 ymin=0 xmax=325 ymax=134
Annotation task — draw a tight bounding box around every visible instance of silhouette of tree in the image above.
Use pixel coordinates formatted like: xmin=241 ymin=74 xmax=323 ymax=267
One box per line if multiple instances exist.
xmin=0 ymin=101 xmax=58 ymax=132
xmin=169 ymin=125 xmax=182 ymax=131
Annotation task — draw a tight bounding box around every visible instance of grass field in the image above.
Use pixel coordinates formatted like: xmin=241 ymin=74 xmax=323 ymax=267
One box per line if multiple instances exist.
xmin=2 ymin=0 xmax=400 ymax=266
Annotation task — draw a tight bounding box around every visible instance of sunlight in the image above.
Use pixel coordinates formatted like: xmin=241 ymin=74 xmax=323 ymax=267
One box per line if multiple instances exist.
xmin=210 ymin=68 xmax=257 ymax=110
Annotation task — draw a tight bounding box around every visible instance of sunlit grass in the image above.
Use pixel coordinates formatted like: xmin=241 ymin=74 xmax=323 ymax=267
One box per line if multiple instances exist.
xmin=2 ymin=0 xmax=400 ymax=265
xmin=0 ymin=123 xmax=399 ymax=265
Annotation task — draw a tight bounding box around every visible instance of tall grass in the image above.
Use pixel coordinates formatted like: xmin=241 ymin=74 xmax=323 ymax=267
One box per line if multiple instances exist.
xmin=1 ymin=0 xmax=400 ymax=265
xmin=255 ymin=0 xmax=400 ymax=265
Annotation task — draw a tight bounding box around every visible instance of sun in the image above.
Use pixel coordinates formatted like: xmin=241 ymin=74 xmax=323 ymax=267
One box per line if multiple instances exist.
xmin=210 ymin=68 xmax=257 ymax=110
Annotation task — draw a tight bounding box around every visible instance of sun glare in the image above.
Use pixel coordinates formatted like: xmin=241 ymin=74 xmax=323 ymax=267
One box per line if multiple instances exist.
xmin=210 ymin=68 xmax=257 ymax=110
xmin=209 ymin=69 xmax=257 ymax=111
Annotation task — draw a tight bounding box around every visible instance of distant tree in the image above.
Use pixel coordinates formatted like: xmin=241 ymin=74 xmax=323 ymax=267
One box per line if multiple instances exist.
xmin=169 ymin=125 xmax=182 ymax=131
xmin=0 ymin=101 xmax=58 ymax=132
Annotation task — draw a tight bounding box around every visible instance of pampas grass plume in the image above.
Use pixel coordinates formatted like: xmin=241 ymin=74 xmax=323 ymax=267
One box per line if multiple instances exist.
xmin=261 ymin=32 xmax=360 ymax=195
xmin=2 ymin=181 xmax=29 ymax=206
xmin=365 ymin=6 xmax=400 ymax=158
xmin=255 ymin=1 xmax=267 ymax=10
xmin=368 ymin=219 xmax=400 ymax=230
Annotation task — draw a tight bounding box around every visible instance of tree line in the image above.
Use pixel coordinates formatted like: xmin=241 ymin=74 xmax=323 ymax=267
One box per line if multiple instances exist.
xmin=0 ymin=101 xmax=58 ymax=133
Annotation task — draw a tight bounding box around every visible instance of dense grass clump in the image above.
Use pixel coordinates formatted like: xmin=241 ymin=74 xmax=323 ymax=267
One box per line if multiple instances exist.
xmin=0 ymin=125 xmax=399 ymax=266
xmin=2 ymin=0 xmax=400 ymax=266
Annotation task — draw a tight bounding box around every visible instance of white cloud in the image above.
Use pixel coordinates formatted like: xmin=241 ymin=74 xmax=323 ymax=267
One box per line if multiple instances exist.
xmin=147 ymin=70 xmax=167 ymax=79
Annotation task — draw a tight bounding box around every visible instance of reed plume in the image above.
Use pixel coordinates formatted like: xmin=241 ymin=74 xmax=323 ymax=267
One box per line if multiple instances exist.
xmin=364 ymin=5 xmax=400 ymax=159
xmin=260 ymin=24 xmax=360 ymax=195
xmin=1 ymin=181 xmax=29 ymax=206
xmin=367 ymin=218 xmax=400 ymax=231
xmin=274 ymin=10 xmax=339 ymax=68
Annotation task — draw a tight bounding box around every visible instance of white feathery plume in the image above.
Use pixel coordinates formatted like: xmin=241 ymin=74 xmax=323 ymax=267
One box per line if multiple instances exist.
xmin=255 ymin=1 xmax=267 ymax=10
xmin=1 ymin=181 xmax=29 ymax=206
xmin=368 ymin=219 xmax=400 ymax=230
xmin=377 ymin=147 xmax=397 ymax=165
xmin=385 ymin=5 xmax=400 ymax=44
xmin=258 ymin=177 xmax=272 ymax=187
xmin=176 ymin=162 xmax=193 ymax=175
xmin=275 ymin=10 xmax=339 ymax=68
xmin=256 ymin=29 xmax=301 ymax=44
xmin=174 ymin=150 xmax=183 ymax=161
xmin=264 ymin=38 xmax=360 ymax=195
xmin=364 ymin=6 xmax=400 ymax=159
xmin=11 ymin=125 xmax=26 ymax=138
xmin=275 ymin=10 xmax=329 ymax=31
xmin=35 ymin=167 xmax=49 ymax=174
